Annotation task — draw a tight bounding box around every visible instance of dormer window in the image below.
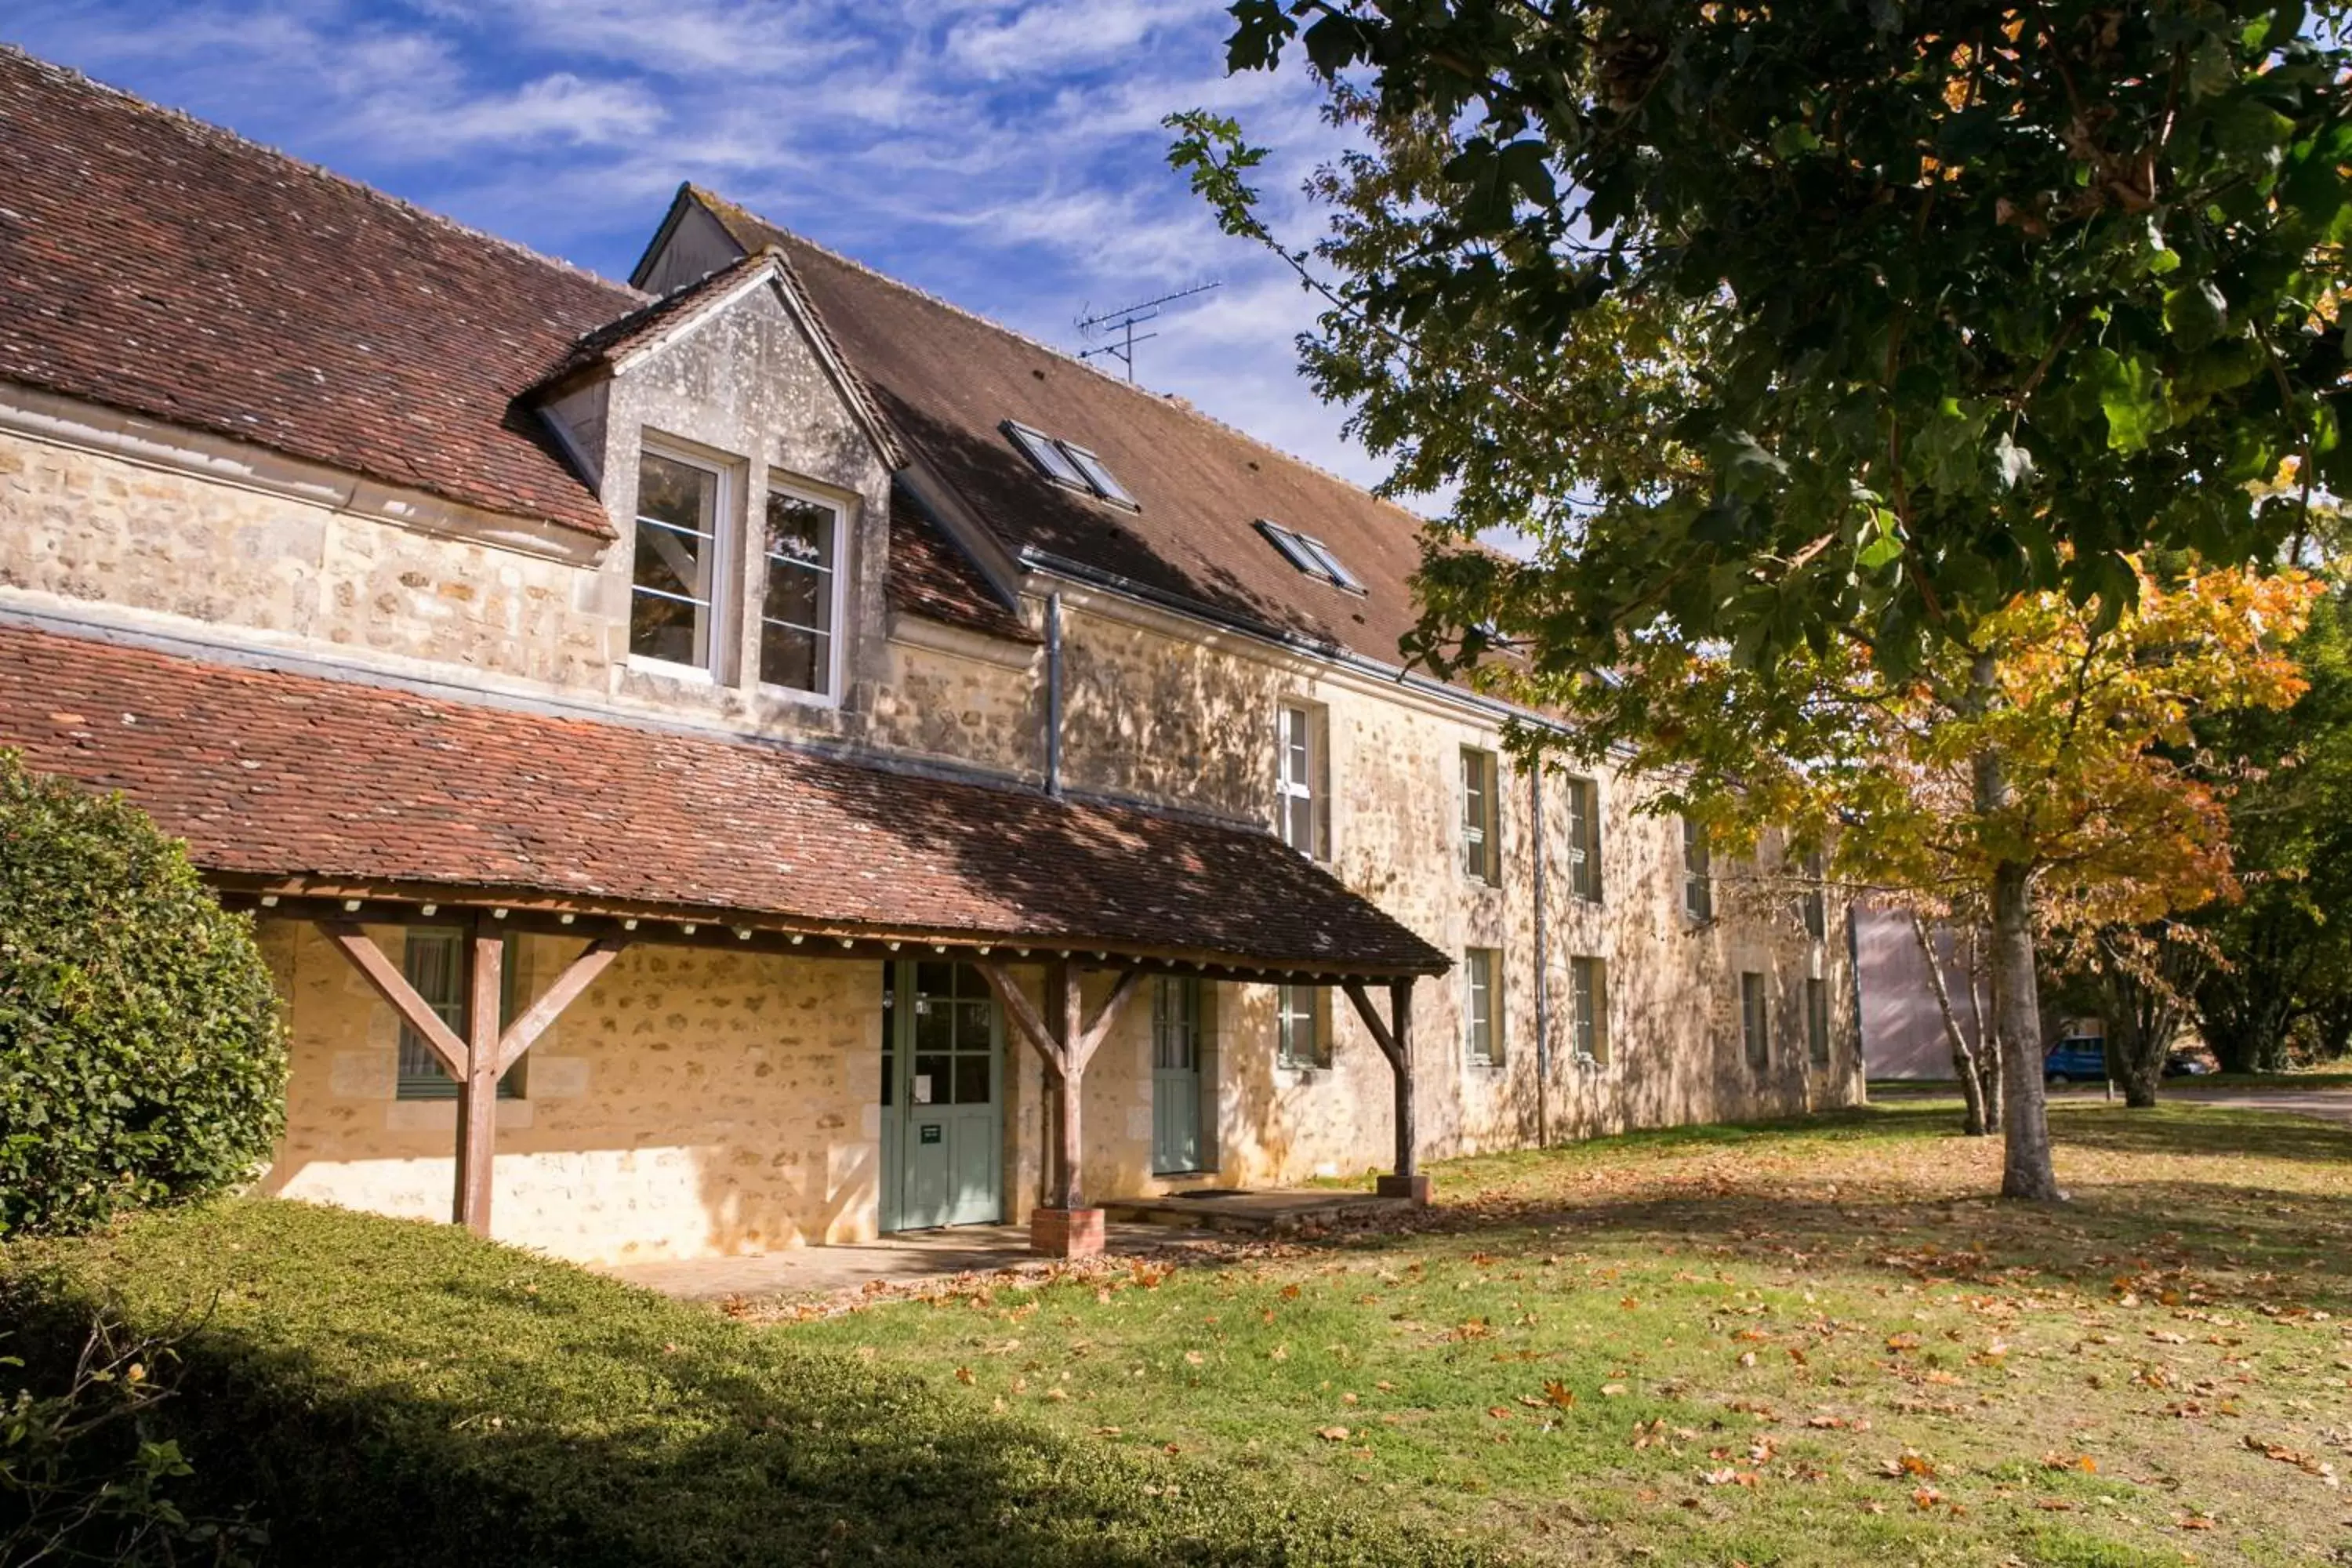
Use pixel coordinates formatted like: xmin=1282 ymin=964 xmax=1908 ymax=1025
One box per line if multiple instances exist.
xmin=1256 ymin=519 xmax=1363 ymax=593
xmin=1004 ymin=421 xmax=1139 ymax=510
xmin=631 ymin=448 xmax=726 ymax=673
xmin=760 ymin=485 xmax=840 ymax=695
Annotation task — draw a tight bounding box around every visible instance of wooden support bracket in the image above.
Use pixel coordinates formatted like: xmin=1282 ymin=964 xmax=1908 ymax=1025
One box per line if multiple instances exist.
xmin=318 ymin=920 xmax=465 ymax=1076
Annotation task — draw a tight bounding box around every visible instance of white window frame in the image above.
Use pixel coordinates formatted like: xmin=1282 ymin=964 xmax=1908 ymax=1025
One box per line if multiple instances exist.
xmin=1566 ymin=777 xmax=1602 ymax=903
xmin=1276 ymin=702 xmax=1330 ymax=862
xmin=1570 ymin=955 xmax=1608 ymax=1065
xmin=755 ymin=474 xmax=851 ymax=706
xmin=1276 ymin=984 xmax=1327 ymax=1071
xmin=1461 ymin=747 xmax=1501 ymax=885
xmin=627 ymin=441 xmax=733 ymax=683
xmin=1005 ymin=420 xmax=1091 ymax=489
xmin=1060 ymin=441 xmax=1139 ymax=510
xmin=1465 ymin=947 xmax=1502 ymax=1067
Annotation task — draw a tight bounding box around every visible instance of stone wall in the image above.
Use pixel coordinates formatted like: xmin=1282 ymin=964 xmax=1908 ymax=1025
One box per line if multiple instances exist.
xmin=259 ymin=922 xmax=881 ymax=1265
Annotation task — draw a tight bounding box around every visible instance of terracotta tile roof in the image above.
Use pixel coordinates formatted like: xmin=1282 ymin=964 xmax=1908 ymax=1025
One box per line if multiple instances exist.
xmin=0 ymin=623 xmax=1444 ymax=976
xmin=0 ymin=47 xmax=634 ymax=538
xmin=685 ymin=189 xmax=1439 ymax=670
xmin=887 ymin=494 xmax=1037 ymax=644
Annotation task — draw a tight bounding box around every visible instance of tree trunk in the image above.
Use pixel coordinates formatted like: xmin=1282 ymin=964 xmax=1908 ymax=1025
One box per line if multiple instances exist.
xmin=1973 ymin=650 xmax=2063 ymax=1202
xmin=1964 ymin=927 xmax=2003 ymax=1133
xmin=1912 ymin=912 xmax=1991 ymax=1135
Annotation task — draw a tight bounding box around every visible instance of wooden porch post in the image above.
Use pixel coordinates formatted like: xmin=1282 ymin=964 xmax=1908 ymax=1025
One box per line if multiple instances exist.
xmin=1345 ymin=976 xmax=1430 ymax=1204
xmin=978 ymin=958 xmax=1145 ymax=1255
xmin=318 ymin=920 xmax=629 ymax=1236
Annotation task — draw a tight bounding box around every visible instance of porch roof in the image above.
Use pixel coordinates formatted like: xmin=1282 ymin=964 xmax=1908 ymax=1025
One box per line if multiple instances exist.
xmin=0 ymin=622 xmax=1448 ymax=981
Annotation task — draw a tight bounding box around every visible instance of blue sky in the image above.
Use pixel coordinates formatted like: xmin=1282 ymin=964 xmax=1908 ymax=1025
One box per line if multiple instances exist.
xmin=5 ymin=1 xmax=1388 ymax=489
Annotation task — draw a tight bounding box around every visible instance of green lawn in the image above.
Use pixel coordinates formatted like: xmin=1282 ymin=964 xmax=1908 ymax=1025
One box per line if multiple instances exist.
xmin=786 ymin=1101 xmax=2352 ymax=1567
xmin=5 ymin=1100 xmax=2347 ymax=1566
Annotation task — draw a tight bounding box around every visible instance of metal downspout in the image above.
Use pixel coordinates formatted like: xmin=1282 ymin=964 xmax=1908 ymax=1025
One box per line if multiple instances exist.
xmin=1530 ymin=762 xmax=1551 ymax=1148
xmin=1045 ymin=592 xmax=1064 ymax=798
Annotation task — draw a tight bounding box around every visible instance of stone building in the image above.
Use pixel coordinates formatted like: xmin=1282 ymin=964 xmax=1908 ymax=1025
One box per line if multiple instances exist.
xmin=0 ymin=48 xmax=1862 ymax=1265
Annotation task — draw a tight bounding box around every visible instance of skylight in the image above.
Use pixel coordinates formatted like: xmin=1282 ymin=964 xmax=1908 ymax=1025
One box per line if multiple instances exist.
xmin=1003 ymin=421 xmax=1140 ymax=510
xmin=1256 ymin=519 xmax=1365 ymax=593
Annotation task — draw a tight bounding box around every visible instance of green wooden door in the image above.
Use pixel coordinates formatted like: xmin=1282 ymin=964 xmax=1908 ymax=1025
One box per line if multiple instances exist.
xmin=885 ymin=961 xmax=1002 ymax=1231
xmin=1151 ymin=978 xmax=1204 ymax=1174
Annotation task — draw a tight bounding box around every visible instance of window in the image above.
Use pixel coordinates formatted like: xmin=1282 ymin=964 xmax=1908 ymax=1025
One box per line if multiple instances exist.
xmin=1682 ymin=818 xmax=1713 ymax=922
xmin=1062 ymin=443 xmax=1138 ymax=509
xmin=395 ymin=929 xmax=520 ymax=1101
xmin=1255 ymin=519 xmax=1363 ymax=592
xmin=1465 ymin=948 xmax=1502 ymax=1065
xmin=1461 ymin=747 xmax=1501 ymax=884
xmin=1801 ymin=851 xmax=1827 ymax=941
xmin=1570 ymin=956 xmax=1608 ymax=1064
xmin=1005 ymin=422 xmax=1138 ymax=508
xmin=1806 ymin=977 xmax=1831 ymax=1067
xmin=1005 ymin=420 xmax=1091 ymax=488
xmin=759 ymin=485 xmax=839 ymax=695
xmin=1740 ymin=972 xmax=1769 ymax=1071
xmin=1566 ymin=777 xmax=1602 ymax=902
xmin=630 ymin=449 xmax=724 ymax=671
xmin=1276 ymin=984 xmax=1327 ymax=1070
xmin=1155 ymin=977 xmax=1202 ymax=1073
xmin=1276 ymin=703 xmax=1330 ymax=861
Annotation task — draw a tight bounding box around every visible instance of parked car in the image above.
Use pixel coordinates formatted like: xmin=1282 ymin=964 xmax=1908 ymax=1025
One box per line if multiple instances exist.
xmin=2044 ymin=1036 xmax=2107 ymax=1083
xmin=2164 ymin=1047 xmax=2218 ymax=1077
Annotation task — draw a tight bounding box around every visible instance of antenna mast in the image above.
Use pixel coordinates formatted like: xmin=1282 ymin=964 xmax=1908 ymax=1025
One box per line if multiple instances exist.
xmin=1076 ymin=281 xmax=1221 ymax=383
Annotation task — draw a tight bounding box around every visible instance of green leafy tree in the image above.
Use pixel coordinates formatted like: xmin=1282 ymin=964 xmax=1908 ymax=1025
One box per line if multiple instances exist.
xmin=0 ymin=753 xmax=285 ymax=1235
xmin=1173 ymin=2 xmax=2349 ymax=1198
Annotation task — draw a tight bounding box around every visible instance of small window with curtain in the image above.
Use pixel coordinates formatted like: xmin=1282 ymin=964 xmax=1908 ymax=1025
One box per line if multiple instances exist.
xmin=1570 ymin=956 xmax=1608 ymax=1064
xmin=1807 ymin=977 xmax=1831 ymax=1067
xmin=1461 ymin=748 xmax=1501 ymax=884
xmin=1464 ymin=948 xmax=1502 ymax=1066
xmin=1566 ymin=777 xmax=1602 ymax=902
xmin=759 ymin=485 xmax=840 ymax=695
xmin=630 ymin=448 xmax=725 ymax=673
xmin=1682 ymin=818 xmax=1713 ymax=922
xmin=395 ymin=929 xmax=521 ymax=1100
xmin=1276 ymin=984 xmax=1328 ymax=1070
xmin=1740 ymin=971 xmax=1769 ymax=1072
xmin=1276 ymin=703 xmax=1330 ymax=862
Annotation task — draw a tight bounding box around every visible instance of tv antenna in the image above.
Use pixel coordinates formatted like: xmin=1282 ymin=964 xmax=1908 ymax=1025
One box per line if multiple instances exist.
xmin=1076 ymin=281 xmax=1221 ymax=383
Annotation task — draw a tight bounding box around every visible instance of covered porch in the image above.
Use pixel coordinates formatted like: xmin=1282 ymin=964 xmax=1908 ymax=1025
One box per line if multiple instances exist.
xmin=0 ymin=621 xmax=1450 ymax=1259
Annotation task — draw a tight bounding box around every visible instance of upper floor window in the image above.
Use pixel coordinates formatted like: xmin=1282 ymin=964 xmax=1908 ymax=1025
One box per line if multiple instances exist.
xmin=1740 ymin=971 xmax=1769 ymax=1071
xmin=1801 ymin=850 xmax=1828 ymax=941
xmin=760 ymin=485 xmax=839 ymax=695
xmin=1005 ymin=421 xmax=1138 ymax=510
xmin=1277 ymin=703 xmax=1330 ymax=862
xmin=1276 ymin=984 xmax=1328 ymax=1070
xmin=1566 ymin=777 xmax=1602 ymax=902
xmin=1464 ymin=947 xmax=1502 ymax=1065
xmin=1461 ymin=747 xmax=1501 ymax=884
xmin=631 ymin=448 xmax=725 ymax=673
xmin=1682 ymin=818 xmax=1713 ymax=922
xmin=1255 ymin=519 xmax=1365 ymax=592
xmin=1570 ymin=955 xmax=1608 ymax=1064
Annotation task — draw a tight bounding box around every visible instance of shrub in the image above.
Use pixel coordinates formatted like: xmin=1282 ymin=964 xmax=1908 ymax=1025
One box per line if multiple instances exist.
xmin=0 ymin=751 xmax=285 ymax=1235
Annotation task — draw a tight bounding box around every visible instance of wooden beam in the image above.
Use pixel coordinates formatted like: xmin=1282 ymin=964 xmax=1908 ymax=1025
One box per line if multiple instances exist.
xmin=1070 ymin=966 xmax=1145 ymax=1076
xmin=495 ymin=933 xmax=629 ymax=1074
xmin=1050 ymin=960 xmax=1083 ymax=1211
xmin=978 ymin=960 xmax=1064 ymax=1074
xmin=1345 ymin=978 xmax=1417 ymax=1181
xmin=318 ymin=920 xmax=464 ymax=1077
xmin=1342 ymin=980 xmax=1404 ymax=1073
xmin=453 ymin=927 xmax=503 ymax=1235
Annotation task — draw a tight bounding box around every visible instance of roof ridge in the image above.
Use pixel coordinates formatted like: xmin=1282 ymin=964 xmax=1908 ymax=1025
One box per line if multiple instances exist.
xmin=2 ymin=44 xmax=646 ymax=309
xmin=685 ymin=185 xmax=1434 ymax=535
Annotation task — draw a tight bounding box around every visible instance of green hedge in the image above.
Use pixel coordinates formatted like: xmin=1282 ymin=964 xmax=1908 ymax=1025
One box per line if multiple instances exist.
xmin=0 ymin=751 xmax=285 ymax=1235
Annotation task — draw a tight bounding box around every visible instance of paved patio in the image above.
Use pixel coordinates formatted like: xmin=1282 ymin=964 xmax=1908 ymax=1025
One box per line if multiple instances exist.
xmin=597 ymin=1220 xmax=1222 ymax=1301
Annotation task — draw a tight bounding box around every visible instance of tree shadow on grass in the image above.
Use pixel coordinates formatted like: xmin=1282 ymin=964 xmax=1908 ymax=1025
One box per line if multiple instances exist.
xmin=1309 ymin=1103 xmax=2352 ymax=1315
xmin=0 ymin=1202 xmax=1481 ymax=1568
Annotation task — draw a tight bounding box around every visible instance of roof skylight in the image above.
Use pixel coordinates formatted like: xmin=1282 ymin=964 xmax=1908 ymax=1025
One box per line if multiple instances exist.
xmin=1003 ymin=421 xmax=1141 ymax=510
xmin=1256 ymin=520 xmax=1365 ymax=593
